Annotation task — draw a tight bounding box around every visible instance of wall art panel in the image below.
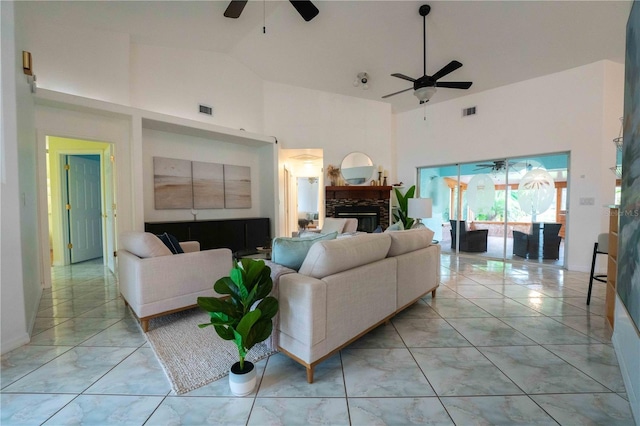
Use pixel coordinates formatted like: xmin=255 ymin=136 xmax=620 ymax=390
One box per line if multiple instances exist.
xmin=153 ymin=157 xmax=193 ymax=209
xmin=193 ymin=161 xmax=224 ymax=209
xmin=224 ymin=164 xmax=252 ymax=209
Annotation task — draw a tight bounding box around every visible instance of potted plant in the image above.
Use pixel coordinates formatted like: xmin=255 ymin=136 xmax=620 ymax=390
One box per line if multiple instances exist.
xmin=393 ymin=184 xmax=416 ymax=229
xmin=197 ymin=258 xmax=278 ymax=396
xmin=326 ymin=164 xmax=341 ymax=186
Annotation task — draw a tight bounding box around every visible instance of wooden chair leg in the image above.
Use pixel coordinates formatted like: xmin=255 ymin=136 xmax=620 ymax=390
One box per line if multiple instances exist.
xmin=306 ymin=366 xmax=314 ymax=384
xmin=141 ymin=319 xmax=149 ymax=333
xmin=431 ymin=288 xmax=437 ymax=298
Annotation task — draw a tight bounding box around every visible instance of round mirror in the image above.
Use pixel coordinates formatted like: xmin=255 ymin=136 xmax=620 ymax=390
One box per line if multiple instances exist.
xmin=340 ymin=152 xmax=375 ymax=185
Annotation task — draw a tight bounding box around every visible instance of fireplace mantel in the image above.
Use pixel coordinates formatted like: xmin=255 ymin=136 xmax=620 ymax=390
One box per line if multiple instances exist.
xmin=325 ymin=186 xmax=392 ymax=200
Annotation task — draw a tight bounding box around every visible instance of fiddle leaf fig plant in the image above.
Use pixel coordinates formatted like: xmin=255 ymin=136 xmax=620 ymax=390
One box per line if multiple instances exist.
xmin=197 ymin=258 xmax=278 ymax=371
xmin=393 ymin=184 xmax=416 ymax=229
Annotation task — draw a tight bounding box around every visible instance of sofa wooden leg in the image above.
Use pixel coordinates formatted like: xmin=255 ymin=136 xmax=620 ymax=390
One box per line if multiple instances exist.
xmin=432 ymin=289 xmax=437 ymax=298
xmin=306 ymin=366 xmax=314 ymax=383
xmin=141 ymin=319 xmax=149 ymax=333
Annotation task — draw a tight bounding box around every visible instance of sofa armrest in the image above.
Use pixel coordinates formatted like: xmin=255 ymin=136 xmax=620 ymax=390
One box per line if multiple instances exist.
xmin=278 ymin=273 xmax=327 ymax=347
xmin=179 ymin=241 xmax=200 ymax=253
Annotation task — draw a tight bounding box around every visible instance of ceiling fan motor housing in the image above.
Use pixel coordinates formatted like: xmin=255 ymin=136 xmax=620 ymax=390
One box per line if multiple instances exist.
xmin=413 ymin=75 xmax=436 ymax=90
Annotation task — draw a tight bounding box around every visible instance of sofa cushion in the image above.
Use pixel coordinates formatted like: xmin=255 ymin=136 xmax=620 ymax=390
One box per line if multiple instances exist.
xmin=156 ymin=232 xmax=184 ymax=254
xmin=299 ymin=233 xmax=391 ymax=279
xmin=386 ymin=228 xmax=435 ymax=257
xmin=271 ymin=232 xmax=338 ymax=270
xmin=321 ymin=218 xmax=347 ymax=234
xmin=120 ymin=231 xmax=172 ymax=258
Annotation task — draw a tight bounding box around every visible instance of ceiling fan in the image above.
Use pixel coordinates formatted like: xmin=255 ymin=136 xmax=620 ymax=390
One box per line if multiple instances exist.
xmin=224 ymin=1 xmax=319 ymax=22
xmin=475 ymin=160 xmax=506 ymax=172
xmin=382 ymin=4 xmax=472 ymax=104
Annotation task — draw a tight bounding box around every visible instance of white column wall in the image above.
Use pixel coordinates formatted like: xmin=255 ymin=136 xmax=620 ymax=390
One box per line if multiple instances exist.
xmin=1 ymin=0 xmax=31 ymax=353
xmin=395 ymin=61 xmax=624 ymax=272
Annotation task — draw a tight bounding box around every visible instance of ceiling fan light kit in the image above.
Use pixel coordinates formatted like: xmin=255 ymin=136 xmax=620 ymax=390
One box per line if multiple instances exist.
xmin=415 ymin=86 xmax=436 ymax=103
xmin=382 ymin=4 xmax=473 ymax=104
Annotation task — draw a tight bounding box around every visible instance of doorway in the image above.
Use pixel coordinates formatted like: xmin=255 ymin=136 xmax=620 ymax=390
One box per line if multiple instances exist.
xmin=43 ymin=137 xmax=117 ymax=274
xmin=280 ymin=149 xmax=323 ymax=236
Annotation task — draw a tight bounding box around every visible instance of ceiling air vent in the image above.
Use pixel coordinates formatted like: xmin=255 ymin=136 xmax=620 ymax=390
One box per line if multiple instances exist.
xmin=462 ymin=106 xmax=476 ymax=117
xmin=199 ymin=104 xmax=213 ymax=116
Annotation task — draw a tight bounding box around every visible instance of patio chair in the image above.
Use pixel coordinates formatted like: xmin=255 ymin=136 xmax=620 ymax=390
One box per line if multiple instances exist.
xmin=513 ymin=223 xmax=541 ymax=258
xmin=542 ymin=223 xmax=562 ymax=259
xmin=512 ymin=223 xmax=562 ymax=259
xmin=450 ymin=220 xmax=488 ymax=252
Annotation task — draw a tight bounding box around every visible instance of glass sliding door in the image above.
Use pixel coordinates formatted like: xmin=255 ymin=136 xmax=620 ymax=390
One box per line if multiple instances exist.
xmin=507 ymin=153 xmax=568 ymax=266
xmin=417 ymin=164 xmax=462 ymax=253
xmin=417 ymin=152 xmax=569 ymax=267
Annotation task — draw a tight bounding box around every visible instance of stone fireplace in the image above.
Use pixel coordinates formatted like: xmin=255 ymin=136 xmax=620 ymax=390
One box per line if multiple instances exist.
xmin=325 ymin=186 xmax=392 ymax=232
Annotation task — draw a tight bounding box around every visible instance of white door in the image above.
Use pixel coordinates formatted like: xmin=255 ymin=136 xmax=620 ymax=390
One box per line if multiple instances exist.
xmin=67 ymin=155 xmax=103 ymax=263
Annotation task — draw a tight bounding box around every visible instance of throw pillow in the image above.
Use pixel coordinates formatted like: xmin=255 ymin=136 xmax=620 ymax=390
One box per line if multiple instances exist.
xmin=156 ymin=232 xmax=184 ymax=254
xmin=372 ymin=225 xmax=383 ymax=233
xmin=120 ymin=231 xmax=172 ymax=258
xmin=271 ymin=231 xmax=338 ymax=270
xmin=385 ymin=221 xmax=404 ymax=232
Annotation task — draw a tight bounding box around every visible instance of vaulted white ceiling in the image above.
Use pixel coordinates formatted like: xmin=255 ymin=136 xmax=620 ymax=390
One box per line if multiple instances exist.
xmin=21 ymin=1 xmax=632 ymax=113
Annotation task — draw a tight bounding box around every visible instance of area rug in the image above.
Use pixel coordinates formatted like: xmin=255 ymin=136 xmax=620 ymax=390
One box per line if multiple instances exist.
xmin=145 ymin=308 xmax=277 ymax=395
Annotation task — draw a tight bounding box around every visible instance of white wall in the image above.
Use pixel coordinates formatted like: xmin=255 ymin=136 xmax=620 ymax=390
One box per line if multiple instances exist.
xmin=395 ymin=61 xmax=624 ymax=272
xmin=142 ymin=128 xmax=269 ymax=223
xmin=20 ymin=7 xmax=130 ymax=105
xmin=263 ymin=82 xmax=393 ymax=175
xmin=1 ymin=0 xmax=31 ymax=354
xmin=131 ymin=44 xmax=264 ymax=133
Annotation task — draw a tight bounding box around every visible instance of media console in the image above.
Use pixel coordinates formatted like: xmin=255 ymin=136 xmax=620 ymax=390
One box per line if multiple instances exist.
xmin=145 ymin=218 xmax=270 ymax=254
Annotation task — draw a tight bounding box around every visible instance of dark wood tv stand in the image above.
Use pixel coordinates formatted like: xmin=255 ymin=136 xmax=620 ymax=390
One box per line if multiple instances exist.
xmin=145 ymin=218 xmax=270 ymax=255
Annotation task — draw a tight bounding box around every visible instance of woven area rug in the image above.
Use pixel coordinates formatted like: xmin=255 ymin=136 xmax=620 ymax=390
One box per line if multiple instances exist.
xmin=145 ymin=308 xmax=277 ymax=395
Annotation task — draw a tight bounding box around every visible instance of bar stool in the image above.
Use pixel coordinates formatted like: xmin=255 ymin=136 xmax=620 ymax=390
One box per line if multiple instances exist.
xmin=587 ymin=233 xmax=608 ymax=305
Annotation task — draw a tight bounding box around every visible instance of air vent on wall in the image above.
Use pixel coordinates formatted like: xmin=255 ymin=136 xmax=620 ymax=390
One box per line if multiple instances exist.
xmin=199 ymin=104 xmax=213 ymax=116
xmin=462 ymin=106 xmax=476 ymax=117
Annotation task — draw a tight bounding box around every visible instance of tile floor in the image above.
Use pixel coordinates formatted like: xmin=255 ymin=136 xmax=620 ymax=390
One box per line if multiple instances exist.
xmin=1 ymin=255 xmax=636 ymax=425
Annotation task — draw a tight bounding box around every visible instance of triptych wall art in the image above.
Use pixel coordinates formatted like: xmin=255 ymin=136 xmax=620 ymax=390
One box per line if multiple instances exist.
xmin=153 ymin=157 xmax=251 ymax=210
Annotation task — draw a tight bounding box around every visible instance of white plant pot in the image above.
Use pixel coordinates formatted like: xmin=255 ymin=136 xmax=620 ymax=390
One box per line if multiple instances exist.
xmin=229 ymin=361 xmax=256 ymax=396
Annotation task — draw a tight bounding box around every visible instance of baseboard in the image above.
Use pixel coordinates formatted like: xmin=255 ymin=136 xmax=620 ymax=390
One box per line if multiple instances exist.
xmin=1 ymin=332 xmax=31 ymax=355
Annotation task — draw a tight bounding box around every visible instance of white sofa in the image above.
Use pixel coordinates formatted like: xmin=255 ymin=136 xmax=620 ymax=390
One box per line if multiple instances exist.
xmin=117 ymin=231 xmax=232 ymax=332
xmin=274 ymin=228 xmax=440 ymax=382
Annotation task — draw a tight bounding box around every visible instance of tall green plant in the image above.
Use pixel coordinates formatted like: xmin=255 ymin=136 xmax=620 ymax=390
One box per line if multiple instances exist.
xmin=197 ymin=259 xmax=278 ymax=371
xmin=393 ymin=185 xmax=416 ymax=229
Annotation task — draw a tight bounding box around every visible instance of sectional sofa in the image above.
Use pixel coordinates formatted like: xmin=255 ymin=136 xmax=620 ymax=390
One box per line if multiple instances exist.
xmin=273 ymin=229 xmax=440 ymax=382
